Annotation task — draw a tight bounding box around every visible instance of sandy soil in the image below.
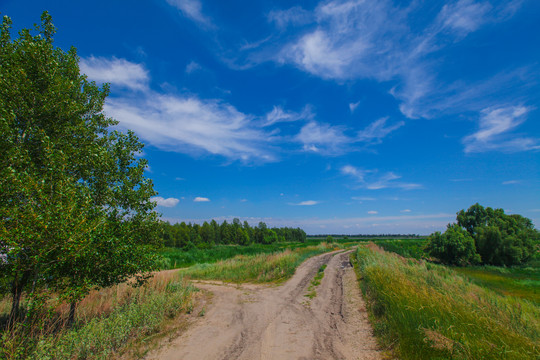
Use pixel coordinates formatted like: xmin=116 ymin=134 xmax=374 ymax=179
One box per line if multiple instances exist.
xmin=146 ymin=250 xmax=381 ymax=360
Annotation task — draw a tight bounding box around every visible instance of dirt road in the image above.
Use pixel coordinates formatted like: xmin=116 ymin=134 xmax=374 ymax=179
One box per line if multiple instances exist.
xmin=147 ymin=250 xmax=381 ymax=360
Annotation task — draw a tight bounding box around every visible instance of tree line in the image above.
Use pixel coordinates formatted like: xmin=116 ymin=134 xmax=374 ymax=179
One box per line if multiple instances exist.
xmin=160 ymin=219 xmax=307 ymax=248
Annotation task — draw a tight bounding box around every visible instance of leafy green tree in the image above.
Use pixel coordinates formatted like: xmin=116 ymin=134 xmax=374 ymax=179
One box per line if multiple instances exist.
xmin=0 ymin=13 xmax=160 ymax=324
xmin=425 ymin=224 xmax=480 ymax=266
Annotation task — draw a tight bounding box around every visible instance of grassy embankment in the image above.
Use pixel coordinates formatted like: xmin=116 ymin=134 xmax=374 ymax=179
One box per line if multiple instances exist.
xmin=353 ymin=244 xmax=539 ymax=359
xmin=0 ymin=272 xmax=197 ymax=360
xmin=181 ymin=242 xmax=342 ymax=283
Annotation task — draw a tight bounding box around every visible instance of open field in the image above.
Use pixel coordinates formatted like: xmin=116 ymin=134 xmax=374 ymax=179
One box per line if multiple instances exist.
xmin=180 ymin=242 xmax=344 ymax=283
xmin=353 ymin=244 xmax=540 ymax=360
xmin=454 ymin=266 xmax=540 ymax=305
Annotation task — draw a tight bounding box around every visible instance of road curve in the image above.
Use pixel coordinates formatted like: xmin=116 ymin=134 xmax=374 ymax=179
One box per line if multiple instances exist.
xmin=147 ymin=250 xmax=381 ymax=360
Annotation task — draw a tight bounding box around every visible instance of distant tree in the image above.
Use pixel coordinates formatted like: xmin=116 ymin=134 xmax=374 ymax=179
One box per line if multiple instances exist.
xmin=425 ymin=224 xmax=480 ymax=266
xmin=0 ymin=13 xmax=160 ymax=324
xmin=428 ymin=203 xmax=538 ymax=266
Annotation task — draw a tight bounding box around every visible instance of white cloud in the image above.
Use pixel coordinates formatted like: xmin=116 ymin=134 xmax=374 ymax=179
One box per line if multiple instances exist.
xmin=401 ymin=209 xmax=412 ymax=213
xmin=175 ymin=177 xmax=185 ymax=181
xmin=349 ymin=101 xmax=361 ymax=113
xmin=166 ymin=0 xmax=212 ymax=27
xmin=194 ymin=197 xmax=210 ymax=202
xmin=79 ymin=56 xmax=149 ymax=90
xmin=341 ymin=165 xmax=422 ymax=190
xmin=367 ymin=210 xmax=378 ymax=214
xmin=463 ymin=106 xmax=539 ymax=153
xmin=151 ymin=196 xmax=180 ymax=207
xmin=270 ymin=0 xmax=525 ymax=119
xmin=502 ymin=180 xmax=520 ymax=185
xmin=268 ymin=6 xmax=312 ymax=29
xmin=264 ymin=105 xmax=314 ymax=126
xmin=105 ymin=93 xmax=278 ymax=162
xmin=291 ymin=200 xmax=319 ymax=206
xmin=437 ymin=0 xmax=492 ymax=36
xmin=296 ymin=121 xmax=352 ymax=155
xmin=81 ymin=57 xmax=279 ymax=163
xmin=185 ymin=61 xmax=202 ymax=73
xmin=357 ymin=117 xmax=404 ymax=143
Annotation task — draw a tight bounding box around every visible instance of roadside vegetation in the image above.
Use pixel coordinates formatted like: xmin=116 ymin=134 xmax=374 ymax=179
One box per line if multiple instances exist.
xmin=353 ymin=244 xmax=539 ymax=359
xmin=182 ymin=242 xmax=342 ymax=283
xmin=0 ymin=271 xmax=197 ymax=360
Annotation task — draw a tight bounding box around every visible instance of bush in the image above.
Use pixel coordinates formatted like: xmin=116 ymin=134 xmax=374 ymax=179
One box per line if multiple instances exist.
xmin=426 ymin=224 xmax=480 ymax=266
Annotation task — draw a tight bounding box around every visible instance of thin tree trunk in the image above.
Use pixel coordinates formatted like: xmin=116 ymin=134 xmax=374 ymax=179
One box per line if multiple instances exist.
xmin=67 ymin=301 xmax=77 ymax=327
xmin=8 ymin=271 xmax=29 ymax=327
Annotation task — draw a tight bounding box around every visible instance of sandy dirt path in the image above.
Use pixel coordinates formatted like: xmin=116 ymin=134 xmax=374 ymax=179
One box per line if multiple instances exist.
xmin=147 ymin=250 xmax=381 ymax=360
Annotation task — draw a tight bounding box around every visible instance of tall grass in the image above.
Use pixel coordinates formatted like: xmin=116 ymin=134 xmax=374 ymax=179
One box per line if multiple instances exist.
xmin=182 ymin=242 xmax=341 ymax=283
xmin=354 ymin=244 xmax=540 ymax=360
xmin=0 ymin=271 xmax=197 ymax=360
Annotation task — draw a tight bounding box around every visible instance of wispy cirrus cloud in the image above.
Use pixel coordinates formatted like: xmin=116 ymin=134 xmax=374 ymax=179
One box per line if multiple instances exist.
xmin=295 ymin=121 xmax=352 ymax=155
xmin=151 ymin=196 xmax=180 ymax=207
xmin=341 ymin=165 xmax=422 ymax=190
xmin=263 ymin=105 xmax=314 ymax=126
xmin=290 ymin=200 xmax=320 ymax=206
xmin=463 ymin=105 xmax=539 ymax=153
xmin=267 ymin=0 xmax=528 ymax=120
xmin=357 ymin=117 xmax=404 ymax=144
xmin=166 ymin=0 xmax=213 ymax=27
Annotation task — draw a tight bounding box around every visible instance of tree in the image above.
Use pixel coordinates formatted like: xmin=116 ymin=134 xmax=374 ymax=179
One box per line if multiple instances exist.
xmin=425 ymin=224 xmax=480 ymax=266
xmin=0 ymin=13 xmax=160 ymax=325
xmin=428 ymin=203 xmax=538 ymax=266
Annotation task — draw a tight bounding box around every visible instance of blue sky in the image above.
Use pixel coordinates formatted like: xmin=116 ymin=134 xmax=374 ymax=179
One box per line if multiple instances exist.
xmin=3 ymin=0 xmax=540 ymax=234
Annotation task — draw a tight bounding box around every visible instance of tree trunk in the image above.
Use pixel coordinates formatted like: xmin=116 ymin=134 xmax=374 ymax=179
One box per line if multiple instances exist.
xmin=67 ymin=301 xmax=77 ymax=327
xmin=8 ymin=271 xmax=29 ymax=327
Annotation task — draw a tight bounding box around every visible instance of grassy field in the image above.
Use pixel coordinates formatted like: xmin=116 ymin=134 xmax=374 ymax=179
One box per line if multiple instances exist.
xmin=159 ymin=239 xmax=356 ymax=270
xmin=353 ymin=244 xmax=540 ymax=359
xmin=454 ymin=266 xmax=540 ymax=305
xmin=181 ymin=242 xmax=342 ymax=283
xmin=0 ymin=272 xmax=197 ymax=360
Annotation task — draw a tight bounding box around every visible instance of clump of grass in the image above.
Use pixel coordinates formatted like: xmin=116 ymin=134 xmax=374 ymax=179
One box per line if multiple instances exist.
xmin=354 ymin=244 xmax=540 ymax=360
xmin=305 ymin=264 xmax=327 ymax=299
xmin=1 ymin=271 xmax=197 ymax=360
xmin=182 ymin=242 xmax=340 ymax=283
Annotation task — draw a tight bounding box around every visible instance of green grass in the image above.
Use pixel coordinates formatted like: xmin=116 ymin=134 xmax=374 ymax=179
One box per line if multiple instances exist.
xmin=181 ymin=242 xmax=341 ymax=283
xmin=353 ymin=244 xmax=540 ymax=360
xmin=372 ymin=238 xmax=427 ymax=259
xmin=454 ymin=266 xmax=540 ymax=305
xmin=158 ymin=243 xmax=284 ymax=269
xmin=1 ymin=272 xmax=197 ymax=360
xmin=305 ymin=264 xmax=327 ymax=299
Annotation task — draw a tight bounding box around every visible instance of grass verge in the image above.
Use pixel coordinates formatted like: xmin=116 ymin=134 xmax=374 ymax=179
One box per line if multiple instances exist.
xmin=182 ymin=242 xmax=341 ymax=283
xmin=353 ymin=244 xmax=540 ymax=360
xmin=1 ymin=271 xmax=197 ymax=360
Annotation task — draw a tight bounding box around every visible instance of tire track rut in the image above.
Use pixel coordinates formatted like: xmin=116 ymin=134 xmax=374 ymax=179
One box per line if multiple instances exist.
xmin=147 ymin=250 xmax=380 ymax=360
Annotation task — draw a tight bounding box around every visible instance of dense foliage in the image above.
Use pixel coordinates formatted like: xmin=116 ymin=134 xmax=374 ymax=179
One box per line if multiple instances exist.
xmin=426 ymin=204 xmax=538 ymax=266
xmin=159 ymin=219 xmax=306 ymax=248
xmin=0 ymin=13 xmax=159 ymax=326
